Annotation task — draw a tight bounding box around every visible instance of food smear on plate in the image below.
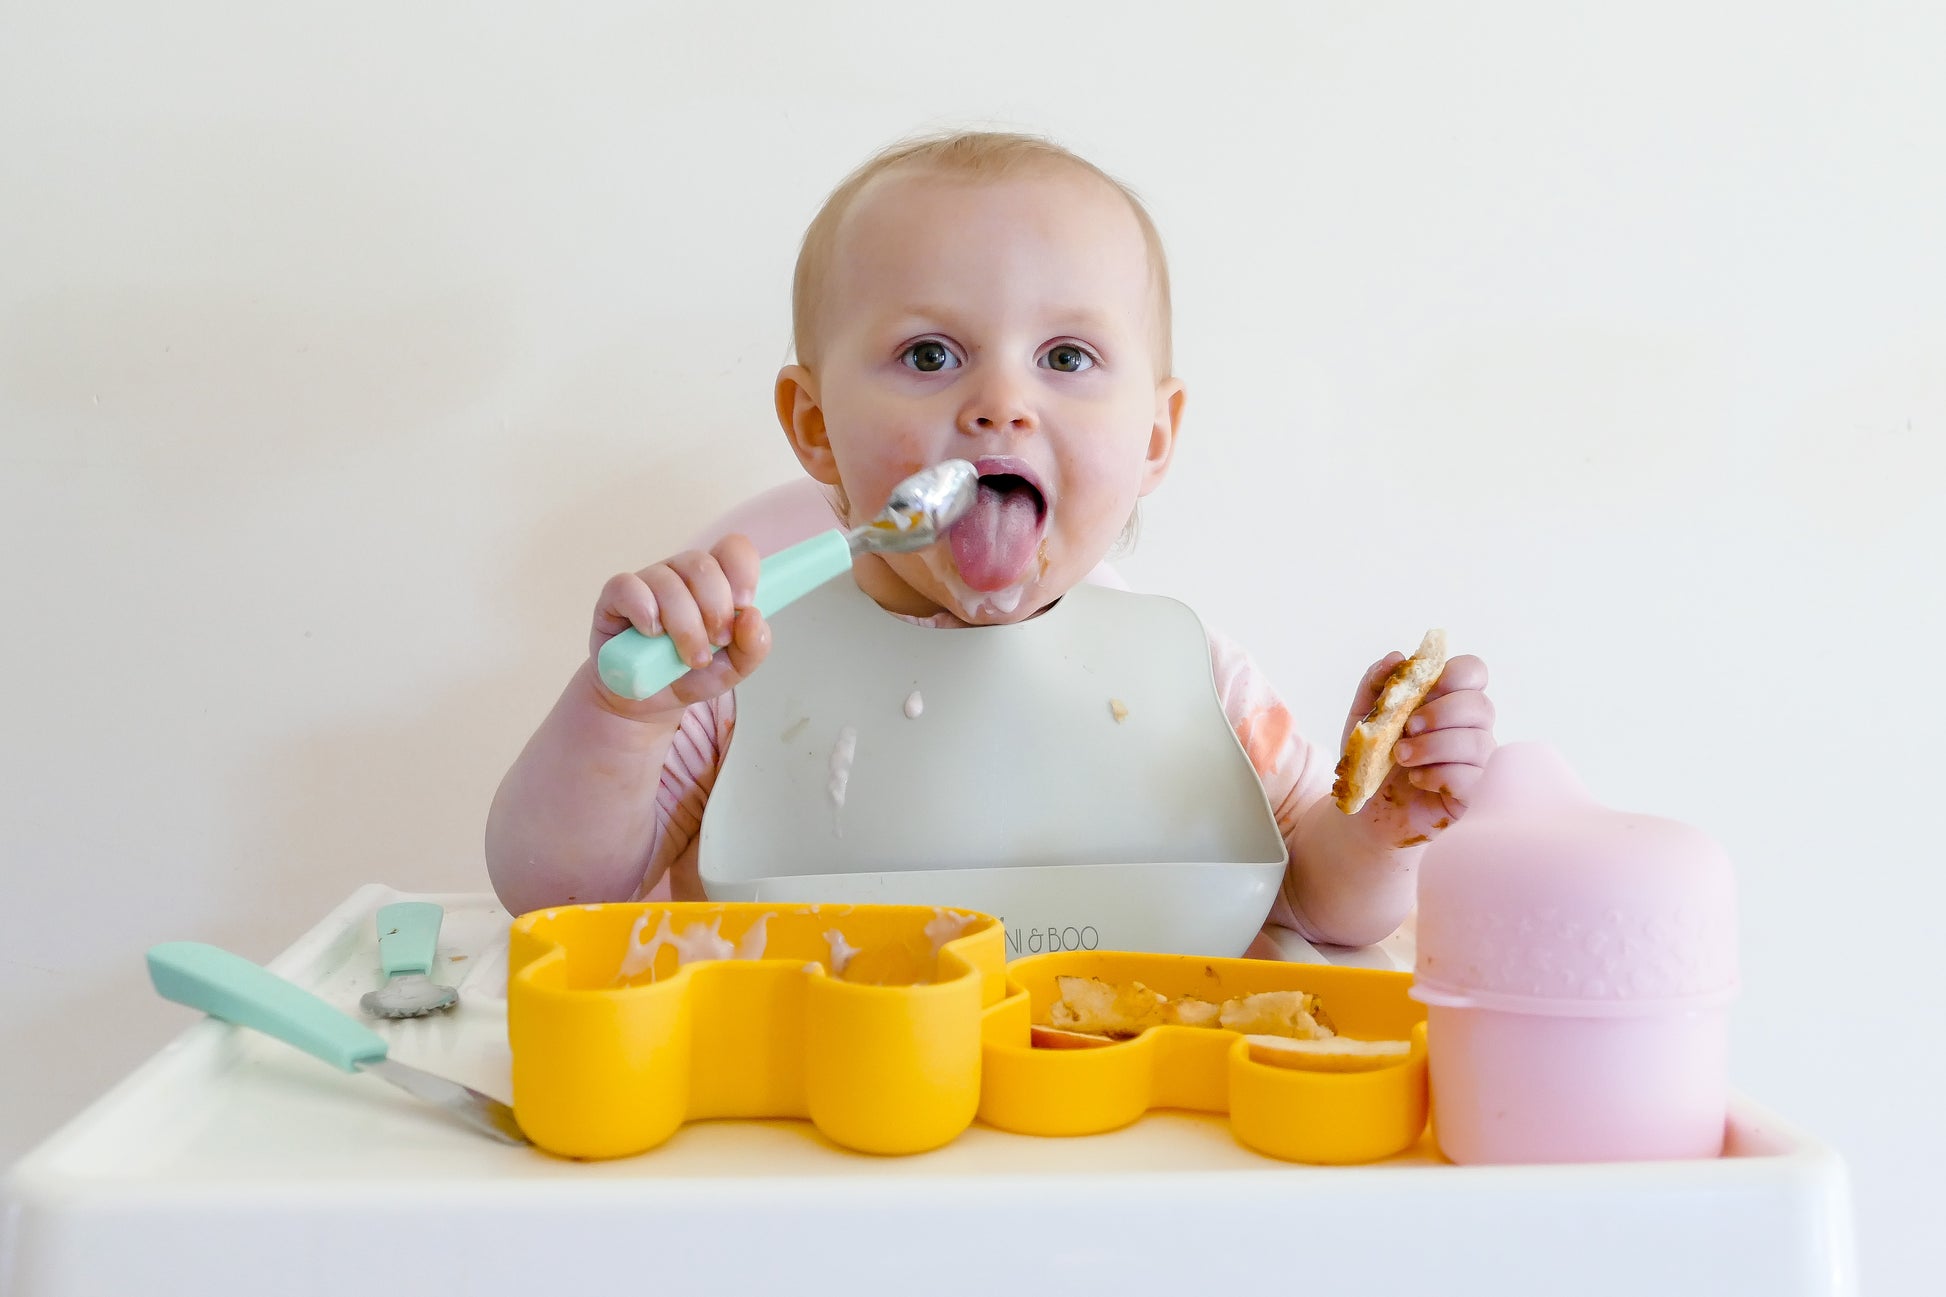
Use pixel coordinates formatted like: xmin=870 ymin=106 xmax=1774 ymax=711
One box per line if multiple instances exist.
xmin=615 ymin=911 xmax=771 ymax=983
xmin=605 ymin=909 xmax=977 ymax=989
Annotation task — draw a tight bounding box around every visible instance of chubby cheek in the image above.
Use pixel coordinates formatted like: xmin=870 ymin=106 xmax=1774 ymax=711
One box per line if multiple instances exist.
xmin=1054 ymin=491 xmax=1127 ymax=555
xmin=1056 ymin=437 xmax=1146 ymax=544
xmin=829 ymin=427 xmax=933 ymax=521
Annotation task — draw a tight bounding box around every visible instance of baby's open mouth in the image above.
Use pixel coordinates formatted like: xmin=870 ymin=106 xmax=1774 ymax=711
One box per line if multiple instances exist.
xmin=949 ymin=469 xmax=1048 ymax=592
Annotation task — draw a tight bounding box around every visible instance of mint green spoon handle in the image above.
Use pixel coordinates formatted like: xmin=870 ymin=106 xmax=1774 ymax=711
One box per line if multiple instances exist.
xmin=376 ymin=901 xmax=442 ymax=977
xmin=597 ymin=529 xmax=854 ymax=700
xmin=148 ymin=941 xmax=388 ymax=1072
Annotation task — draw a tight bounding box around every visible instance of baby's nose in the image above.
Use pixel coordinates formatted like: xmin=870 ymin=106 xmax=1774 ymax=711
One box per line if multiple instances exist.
xmin=957 ymin=387 xmax=1037 ymax=435
xmin=967 ymin=413 xmax=1031 ymax=430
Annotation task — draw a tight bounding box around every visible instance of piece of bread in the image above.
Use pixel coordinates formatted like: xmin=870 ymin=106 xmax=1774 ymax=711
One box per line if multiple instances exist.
xmin=1170 ymin=995 xmax=1221 ymax=1029
xmin=1244 ymin=1034 xmax=1412 ymax=1072
xmin=1029 ymin=1024 xmax=1120 ymax=1049
xmin=1041 ymin=977 xmax=1336 ymax=1043
xmin=1217 ymin=989 xmax=1335 ymax=1040
xmin=1047 ymin=975 xmax=1172 ymax=1038
xmin=1332 ymin=628 xmax=1450 ymax=814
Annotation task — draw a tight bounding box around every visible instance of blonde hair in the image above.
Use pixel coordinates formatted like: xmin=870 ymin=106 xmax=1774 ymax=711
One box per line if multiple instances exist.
xmin=790 ymin=130 xmax=1173 ymax=372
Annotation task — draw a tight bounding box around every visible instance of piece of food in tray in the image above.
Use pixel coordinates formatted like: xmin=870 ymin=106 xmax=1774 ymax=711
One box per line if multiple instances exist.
xmin=1245 ymin=1034 xmax=1412 ymax=1073
xmin=1218 ymin=989 xmax=1334 ymax=1039
xmin=1047 ymin=975 xmax=1172 ymax=1037
xmin=1043 ymin=976 xmax=1334 ymax=1042
xmin=1171 ymin=994 xmax=1221 ymax=1028
xmin=1029 ymin=1024 xmax=1121 ymax=1050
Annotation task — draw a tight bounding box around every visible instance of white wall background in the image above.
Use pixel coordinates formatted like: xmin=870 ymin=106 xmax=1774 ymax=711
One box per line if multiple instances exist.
xmin=3 ymin=1 xmax=1940 ymax=1289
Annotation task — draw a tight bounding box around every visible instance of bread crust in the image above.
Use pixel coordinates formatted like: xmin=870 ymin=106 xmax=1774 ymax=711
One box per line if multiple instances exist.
xmin=1244 ymin=1034 xmax=1412 ymax=1072
xmin=1331 ymin=629 xmax=1449 ymax=814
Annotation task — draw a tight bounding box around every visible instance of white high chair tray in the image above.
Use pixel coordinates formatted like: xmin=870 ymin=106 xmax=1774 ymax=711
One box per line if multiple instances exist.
xmin=0 ymin=886 xmax=1856 ymax=1297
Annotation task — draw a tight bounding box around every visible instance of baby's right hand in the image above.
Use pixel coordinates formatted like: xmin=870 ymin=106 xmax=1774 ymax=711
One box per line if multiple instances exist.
xmin=588 ymin=534 xmax=771 ymax=720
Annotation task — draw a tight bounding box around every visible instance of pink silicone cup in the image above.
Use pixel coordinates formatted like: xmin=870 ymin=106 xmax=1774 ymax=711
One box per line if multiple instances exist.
xmin=1413 ymin=743 xmax=1737 ymax=1164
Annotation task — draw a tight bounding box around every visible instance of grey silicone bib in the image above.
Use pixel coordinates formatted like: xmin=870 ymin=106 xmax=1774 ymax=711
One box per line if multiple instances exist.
xmin=697 ymin=578 xmax=1286 ymax=957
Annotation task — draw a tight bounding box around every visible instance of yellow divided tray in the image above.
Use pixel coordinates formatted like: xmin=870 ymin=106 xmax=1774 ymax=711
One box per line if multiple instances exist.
xmin=981 ymin=950 xmax=1428 ymax=1164
xmin=507 ymin=902 xmax=1006 ymax=1159
xmin=507 ymin=903 xmax=1426 ymax=1164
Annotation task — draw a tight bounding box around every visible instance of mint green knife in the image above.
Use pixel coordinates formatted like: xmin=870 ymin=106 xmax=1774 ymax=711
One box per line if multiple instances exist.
xmin=597 ymin=458 xmax=977 ymax=701
xmin=147 ymin=941 xmax=526 ymax=1146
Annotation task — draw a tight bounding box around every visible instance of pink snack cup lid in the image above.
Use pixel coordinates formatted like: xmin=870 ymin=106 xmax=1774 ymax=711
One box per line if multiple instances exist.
xmin=1412 ymin=743 xmax=1738 ymax=1017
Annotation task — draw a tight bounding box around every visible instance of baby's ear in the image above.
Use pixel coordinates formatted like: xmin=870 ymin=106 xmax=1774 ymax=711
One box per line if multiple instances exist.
xmin=775 ymin=365 xmax=842 ymax=486
xmin=1139 ymin=377 xmax=1186 ymax=494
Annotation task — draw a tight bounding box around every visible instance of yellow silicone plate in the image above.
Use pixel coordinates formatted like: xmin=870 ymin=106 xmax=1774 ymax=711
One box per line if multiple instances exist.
xmin=507 ymin=902 xmax=1004 ymax=1159
xmin=979 ymin=951 xmax=1429 ymax=1163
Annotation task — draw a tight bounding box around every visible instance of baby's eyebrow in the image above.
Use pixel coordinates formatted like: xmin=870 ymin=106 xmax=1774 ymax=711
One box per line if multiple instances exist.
xmin=1046 ymin=306 xmax=1117 ymax=335
xmin=885 ymin=305 xmax=962 ymax=331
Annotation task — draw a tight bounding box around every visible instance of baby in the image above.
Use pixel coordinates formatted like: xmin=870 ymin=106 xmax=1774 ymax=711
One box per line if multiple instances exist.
xmin=486 ymin=131 xmax=1496 ymax=953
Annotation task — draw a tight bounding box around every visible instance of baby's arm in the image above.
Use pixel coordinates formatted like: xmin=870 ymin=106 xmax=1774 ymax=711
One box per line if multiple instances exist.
xmin=1279 ymin=785 xmax=1422 ymax=948
xmin=484 ymin=537 xmax=769 ymax=915
xmin=1213 ymin=634 xmax=1416 ymax=947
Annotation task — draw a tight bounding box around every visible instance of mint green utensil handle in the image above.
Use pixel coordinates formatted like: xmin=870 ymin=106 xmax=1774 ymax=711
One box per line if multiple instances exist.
xmin=376 ymin=901 xmax=443 ymax=977
xmin=147 ymin=941 xmax=388 ymax=1072
xmin=596 ymin=529 xmax=854 ymax=700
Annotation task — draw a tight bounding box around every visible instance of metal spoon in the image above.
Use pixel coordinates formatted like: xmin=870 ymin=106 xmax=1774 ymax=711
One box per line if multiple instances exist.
xmin=860 ymin=457 xmax=980 ymax=546
xmin=360 ymin=902 xmax=459 ymax=1019
xmin=598 ymin=459 xmax=979 ymax=700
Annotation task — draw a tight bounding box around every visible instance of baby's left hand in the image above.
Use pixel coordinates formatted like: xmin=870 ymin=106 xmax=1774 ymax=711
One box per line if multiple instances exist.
xmin=1339 ymin=652 xmax=1497 ymax=848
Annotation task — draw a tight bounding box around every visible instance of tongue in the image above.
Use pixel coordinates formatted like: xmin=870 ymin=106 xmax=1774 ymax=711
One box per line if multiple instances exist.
xmin=949 ymin=481 xmax=1043 ymax=591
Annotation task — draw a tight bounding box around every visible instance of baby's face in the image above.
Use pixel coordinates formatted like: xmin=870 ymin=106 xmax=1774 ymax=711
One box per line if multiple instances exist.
xmin=790 ymin=168 xmax=1180 ymax=623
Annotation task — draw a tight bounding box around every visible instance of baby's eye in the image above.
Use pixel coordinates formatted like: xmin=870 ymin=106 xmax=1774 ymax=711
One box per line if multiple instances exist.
xmin=1041 ymin=344 xmax=1095 ymax=373
xmin=902 ymin=340 xmax=959 ymax=373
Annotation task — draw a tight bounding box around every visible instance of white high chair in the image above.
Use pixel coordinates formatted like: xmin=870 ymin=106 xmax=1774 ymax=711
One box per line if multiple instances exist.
xmin=0 ymin=884 xmax=1858 ymax=1297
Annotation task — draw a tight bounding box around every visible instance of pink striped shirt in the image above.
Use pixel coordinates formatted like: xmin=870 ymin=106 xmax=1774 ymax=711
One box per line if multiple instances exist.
xmin=628 ymin=605 xmax=1346 ymax=955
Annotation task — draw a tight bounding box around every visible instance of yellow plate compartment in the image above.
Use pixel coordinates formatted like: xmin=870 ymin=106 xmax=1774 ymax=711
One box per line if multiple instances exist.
xmin=979 ymin=951 xmax=1429 ymax=1164
xmin=507 ymin=903 xmax=1005 ymax=1159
